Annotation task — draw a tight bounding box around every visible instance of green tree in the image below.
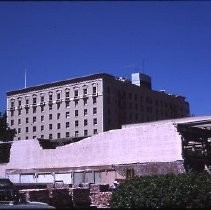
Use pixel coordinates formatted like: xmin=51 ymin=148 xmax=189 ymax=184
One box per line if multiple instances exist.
xmin=0 ymin=111 xmax=16 ymax=142
xmin=110 ymin=172 xmax=211 ymax=208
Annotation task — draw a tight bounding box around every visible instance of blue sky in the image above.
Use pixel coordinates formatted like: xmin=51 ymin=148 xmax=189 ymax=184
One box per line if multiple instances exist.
xmin=0 ymin=1 xmax=211 ymax=116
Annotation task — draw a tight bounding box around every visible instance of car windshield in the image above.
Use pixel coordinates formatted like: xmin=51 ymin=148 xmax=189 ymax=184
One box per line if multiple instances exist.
xmin=0 ymin=179 xmax=14 ymax=189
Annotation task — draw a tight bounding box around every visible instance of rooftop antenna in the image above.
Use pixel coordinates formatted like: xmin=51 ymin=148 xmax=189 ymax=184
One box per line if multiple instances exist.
xmin=24 ymin=68 xmax=27 ymax=88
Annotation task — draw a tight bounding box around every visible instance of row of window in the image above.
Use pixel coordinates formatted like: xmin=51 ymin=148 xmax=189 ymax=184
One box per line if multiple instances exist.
xmin=10 ymin=86 xmax=97 ymax=107
xmin=113 ymin=87 xmax=183 ymax=105
xmin=16 ymin=118 xmax=98 ymax=133
xmin=110 ymin=95 xmax=186 ymax=110
xmin=107 ymin=86 xmax=187 ymax=110
xmin=18 ymin=128 xmax=98 ymax=140
xmin=12 ymin=108 xmax=98 ymax=125
xmin=10 ymin=98 xmax=97 ymax=116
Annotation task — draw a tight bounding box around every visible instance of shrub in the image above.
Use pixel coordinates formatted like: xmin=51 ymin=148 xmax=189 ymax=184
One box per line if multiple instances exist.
xmin=110 ymin=172 xmax=211 ymax=208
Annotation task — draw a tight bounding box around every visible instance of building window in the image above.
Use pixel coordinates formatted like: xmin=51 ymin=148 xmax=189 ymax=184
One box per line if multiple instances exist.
xmin=25 ymin=108 xmax=29 ymax=114
xmin=66 ymin=122 xmax=70 ymax=128
xmin=49 ymin=92 xmax=53 ymax=101
xmin=41 ymin=106 xmax=44 ymax=112
xmin=108 ymin=118 xmax=111 ymax=125
xmin=75 ymin=100 xmax=78 ymax=106
xmin=57 ymin=92 xmax=61 ymax=100
xmin=108 ymin=109 xmax=110 ymax=115
xmin=33 ymin=116 xmax=36 ymax=123
xmin=26 ymin=117 xmax=29 ymax=124
xmin=25 ymin=98 xmax=29 ymax=105
xmin=49 ymin=134 xmax=52 ymax=139
xmin=49 ymin=114 xmax=52 ymax=120
xmin=84 ymin=109 xmax=87 ymax=116
xmin=66 ymin=101 xmax=70 ymax=108
xmin=18 ymin=98 xmax=21 ymax=106
xmin=65 ymin=90 xmax=70 ymax=98
xmin=93 ymin=118 xmax=97 ymax=125
xmin=66 ymin=112 xmax=70 ymax=118
xmin=74 ymin=90 xmax=79 ymax=98
xmin=83 ymin=98 xmax=88 ymax=105
xmin=33 ymin=126 xmax=36 ymax=132
xmin=75 ymin=131 xmax=79 ymax=137
xmin=18 ymin=119 xmax=21 ymax=125
xmin=26 ymin=136 xmax=28 ymax=140
xmin=57 ymin=123 xmax=61 ymax=129
xmin=49 ymin=104 xmax=52 ymax=110
xmin=75 ymin=120 xmax=79 ymax=127
xmin=126 ymin=168 xmax=135 ymax=179
xmin=18 ymin=98 xmax=21 ymax=108
xmin=33 ymin=96 xmax=37 ymax=105
xmin=57 ymin=133 xmax=61 ymax=139
xmin=66 ymin=132 xmax=70 ymax=138
xmin=18 ymin=137 xmax=21 ymax=140
xmin=41 ymin=135 xmax=44 ymax=139
xmin=75 ymin=110 xmax=78 ymax=117
xmin=26 ymin=127 xmax=28 ymax=133
xmin=41 ymin=125 xmax=44 ymax=131
xmin=10 ymin=100 xmax=15 ymax=108
xmin=57 ymin=103 xmax=61 ymax=110
xmin=11 ymin=110 xmax=14 ymax=117
xmin=107 ymin=86 xmax=110 ymax=94
xmin=40 ymin=95 xmax=44 ymax=103
xmin=49 ymin=124 xmax=52 ymax=130
xmin=11 ymin=120 xmax=14 ymax=126
xmin=83 ymin=88 xmax=87 ymax=96
xmin=84 ymin=130 xmax=88 ymax=136
xmin=93 ymin=86 xmax=97 ymax=94
xmin=84 ymin=119 xmax=88 ymax=126
xmin=93 ymin=97 xmax=97 ymax=104
xmin=18 ymin=128 xmax=21 ymax=134
xmin=94 ymin=129 xmax=98 ymax=135
xmin=33 ymin=136 xmax=36 ymax=139
xmin=18 ymin=109 xmax=21 ymax=116
xmin=33 ymin=107 xmax=36 ymax=113
xmin=41 ymin=115 xmax=44 ymax=122
xmin=107 ymin=97 xmax=110 ymax=104
xmin=93 ymin=107 xmax=97 ymax=115
xmin=134 ymin=94 xmax=137 ymax=101
xmin=57 ymin=113 xmax=60 ymax=120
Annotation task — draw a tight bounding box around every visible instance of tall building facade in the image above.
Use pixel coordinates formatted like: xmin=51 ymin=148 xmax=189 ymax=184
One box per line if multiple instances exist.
xmin=7 ymin=73 xmax=190 ymax=140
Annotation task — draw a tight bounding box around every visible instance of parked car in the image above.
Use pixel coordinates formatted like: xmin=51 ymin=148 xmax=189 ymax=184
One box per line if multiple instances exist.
xmin=0 ymin=178 xmax=55 ymax=209
xmin=0 ymin=178 xmax=19 ymax=202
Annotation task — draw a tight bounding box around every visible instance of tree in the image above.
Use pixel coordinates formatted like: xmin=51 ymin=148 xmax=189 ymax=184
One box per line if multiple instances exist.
xmin=110 ymin=172 xmax=211 ymax=208
xmin=0 ymin=111 xmax=16 ymax=142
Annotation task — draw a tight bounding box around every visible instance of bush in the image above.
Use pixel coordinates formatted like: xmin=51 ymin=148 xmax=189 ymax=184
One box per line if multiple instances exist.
xmin=110 ymin=172 xmax=211 ymax=208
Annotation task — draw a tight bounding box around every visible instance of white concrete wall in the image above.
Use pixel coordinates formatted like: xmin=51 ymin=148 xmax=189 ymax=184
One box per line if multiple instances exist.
xmin=0 ymin=164 xmax=7 ymax=178
xmin=0 ymin=121 xmax=183 ymax=177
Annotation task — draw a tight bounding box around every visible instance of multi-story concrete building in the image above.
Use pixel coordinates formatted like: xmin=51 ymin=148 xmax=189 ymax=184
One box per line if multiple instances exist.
xmin=6 ymin=73 xmax=190 ymax=140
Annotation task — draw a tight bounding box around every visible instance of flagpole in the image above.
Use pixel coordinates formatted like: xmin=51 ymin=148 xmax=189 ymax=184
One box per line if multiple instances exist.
xmin=25 ymin=68 xmax=27 ymax=88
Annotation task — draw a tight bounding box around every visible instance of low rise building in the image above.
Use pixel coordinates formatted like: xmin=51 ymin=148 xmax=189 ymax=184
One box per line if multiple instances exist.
xmin=0 ymin=116 xmax=210 ymax=185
